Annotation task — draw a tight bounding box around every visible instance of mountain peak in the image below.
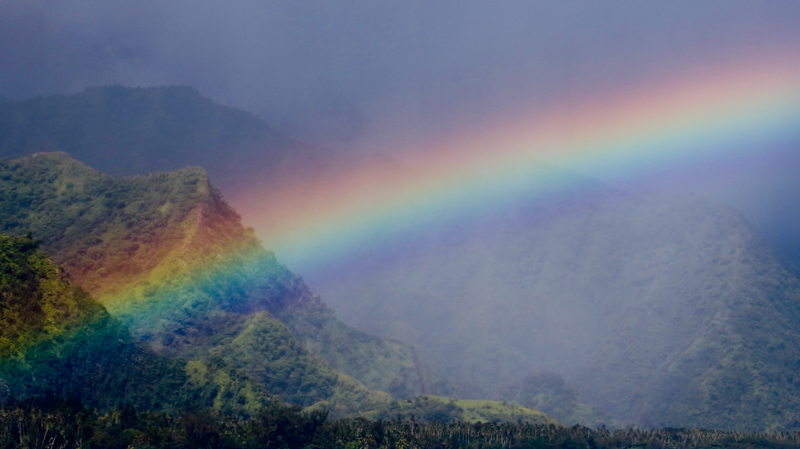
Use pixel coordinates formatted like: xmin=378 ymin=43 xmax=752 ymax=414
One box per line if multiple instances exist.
xmin=0 ymin=152 xmax=244 ymax=298
xmin=0 ymin=153 xmax=432 ymax=412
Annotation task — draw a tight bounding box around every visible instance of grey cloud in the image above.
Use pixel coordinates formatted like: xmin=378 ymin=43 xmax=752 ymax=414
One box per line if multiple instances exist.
xmin=2 ymin=0 xmax=800 ymax=260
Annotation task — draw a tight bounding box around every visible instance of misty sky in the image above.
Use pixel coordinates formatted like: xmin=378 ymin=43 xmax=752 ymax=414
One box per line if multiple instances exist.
xmin=3 ymin=0 xmax=800 ymax=259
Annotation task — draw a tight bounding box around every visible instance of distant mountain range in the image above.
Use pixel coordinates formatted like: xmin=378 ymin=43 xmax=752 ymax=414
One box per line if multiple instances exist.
xmin=0 ymin=85 xmax=393 ymax=234
xmin=0 ymin=85 xmax=303 ymax=180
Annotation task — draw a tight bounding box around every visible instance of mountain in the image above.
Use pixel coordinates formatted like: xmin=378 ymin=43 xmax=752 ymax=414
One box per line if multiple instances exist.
xmin=0 ymin=85 xmax=310 ymax=182
xmin=0 ymin=233 xmax=271 ymax=415
xmin=0 ymin=85 xmax=348 ymax=226
xmin=0 ymin=85 xmax=409 ymax=268
xmin=0 ymin=152 xmax=428 ymax=415
xmin=314 ymin=179 xmax=800 ymax=431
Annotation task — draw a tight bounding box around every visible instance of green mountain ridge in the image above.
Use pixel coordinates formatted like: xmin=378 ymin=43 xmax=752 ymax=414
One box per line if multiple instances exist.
xmin=0 ymin=85 xmax=408 ymax=261
xmin=0 ymin=231 xmax=511 ymax=429
xmin=0 ymin=85 xmax=337 ymax=223
xmin=0 ymin=152 xmax=430 ymax=416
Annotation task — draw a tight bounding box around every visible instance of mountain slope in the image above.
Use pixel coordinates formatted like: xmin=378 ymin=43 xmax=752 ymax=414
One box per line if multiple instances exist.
xmin=0 ymin=153 xmax=421 ymax=411
xmin=0 ymin=85 xmax=411 ymax=274
xmin=314 ymin=181 xmax=800 ymax=430
xmin=573 ymin=194 xmax=800 ymax=430
xmin=0 ymin=233 xmax=272 ymax=415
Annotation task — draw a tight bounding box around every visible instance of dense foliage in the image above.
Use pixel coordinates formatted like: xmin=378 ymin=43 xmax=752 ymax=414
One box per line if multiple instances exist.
xmin=0 ymin=154 xmax=425 ymax=414
xmin=7 ymin=88 xmax=800 ymax=431
xmin=0 ymin=84 xmax=338 ymax=225
xmin=362 ymin=395 xmax=556 ymax=426
xmin=278 ymin=296 xmax=452 ymax=400
xmin=0 ymin=89 xmax=445 ymax=403
xmin=4 ymin=396 xmax=800 ymax=449
xmin=0 ymin=233 xmax=272 ymax=415
xmin=0 ymin=152 xmax=221 ymax=297
xmin=499 ymin=372 xmax=617 ymax=428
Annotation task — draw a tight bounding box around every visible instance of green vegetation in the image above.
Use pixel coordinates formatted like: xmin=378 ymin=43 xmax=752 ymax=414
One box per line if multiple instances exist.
xmin=4 ymin=396 xmax=800 ymax=449
xmin=189 ymin=311 xmax=393 ymax=412
xmin=9 ymin=87 xmax=800 ymax=432
xmin=0 ymin=84 xmax=333 ymax=224
xmin=0 ymin=151 xmax=227 ymax=298
xmin=500 ymin=372 xmax=617 ymax=428
xmin=278 ymin=296 xmax=454 ymax=399
xmin=0 ymin=233 xmax=271 ymax=416
xmin=0 ymin=87 xmax=443 ymax=401
xmin=362 ymin=395 xmax=557 ymax=425
xmin=0 ymin=153 xmax=423 ymax=413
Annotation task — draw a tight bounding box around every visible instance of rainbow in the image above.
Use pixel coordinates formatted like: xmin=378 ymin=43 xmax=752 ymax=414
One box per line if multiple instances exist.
xmin=238 ymin=55 xmax=800 ymax=274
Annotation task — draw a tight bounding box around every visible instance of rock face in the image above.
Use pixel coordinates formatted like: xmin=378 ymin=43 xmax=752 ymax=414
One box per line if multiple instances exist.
xmin=314 ymin=180 xmax=800 ymax=430
xmin=0 ymin=153 xmax=425 ymax=414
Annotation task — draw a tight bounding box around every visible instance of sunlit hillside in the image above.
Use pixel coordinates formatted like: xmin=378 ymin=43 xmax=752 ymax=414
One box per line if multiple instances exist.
xmin=0 ymin=153 xmax=432 ymax=415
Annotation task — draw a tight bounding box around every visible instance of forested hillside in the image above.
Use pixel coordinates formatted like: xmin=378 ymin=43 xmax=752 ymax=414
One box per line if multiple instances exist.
xmin=499 ymin=372 xmax=617 ymax=428
xmin=0 ymin=233 xmax=272 ymax=415
xmin=317 ymin=182 xmax=800 ymax=430
xmin=361 ymin=395 xmax=557 ymax=425
xmin=5 ymin=396 xmax=800 ymax=449
xmin=0 ymin=153 xmax=430 ymax=414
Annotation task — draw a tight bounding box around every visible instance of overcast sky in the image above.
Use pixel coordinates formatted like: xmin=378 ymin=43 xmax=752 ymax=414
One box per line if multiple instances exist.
xmin=3 ymin=0 xmax=800 ymax=258
xmin=3 ymin=1 xmax=799 ymax=147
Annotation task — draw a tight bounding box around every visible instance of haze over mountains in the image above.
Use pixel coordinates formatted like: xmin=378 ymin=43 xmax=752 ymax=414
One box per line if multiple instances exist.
xmin=1 ymin=86 xmax=800 ymax=432
xmin=0 ymin=86 xmax=306 ymax=194
xmin=0 ymin=86 xmax=397 ymax=240
xmin=319 ymin=184 xmax=800 ymax=430
xmin=0 ymin=233 xmax=230 ymax=413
